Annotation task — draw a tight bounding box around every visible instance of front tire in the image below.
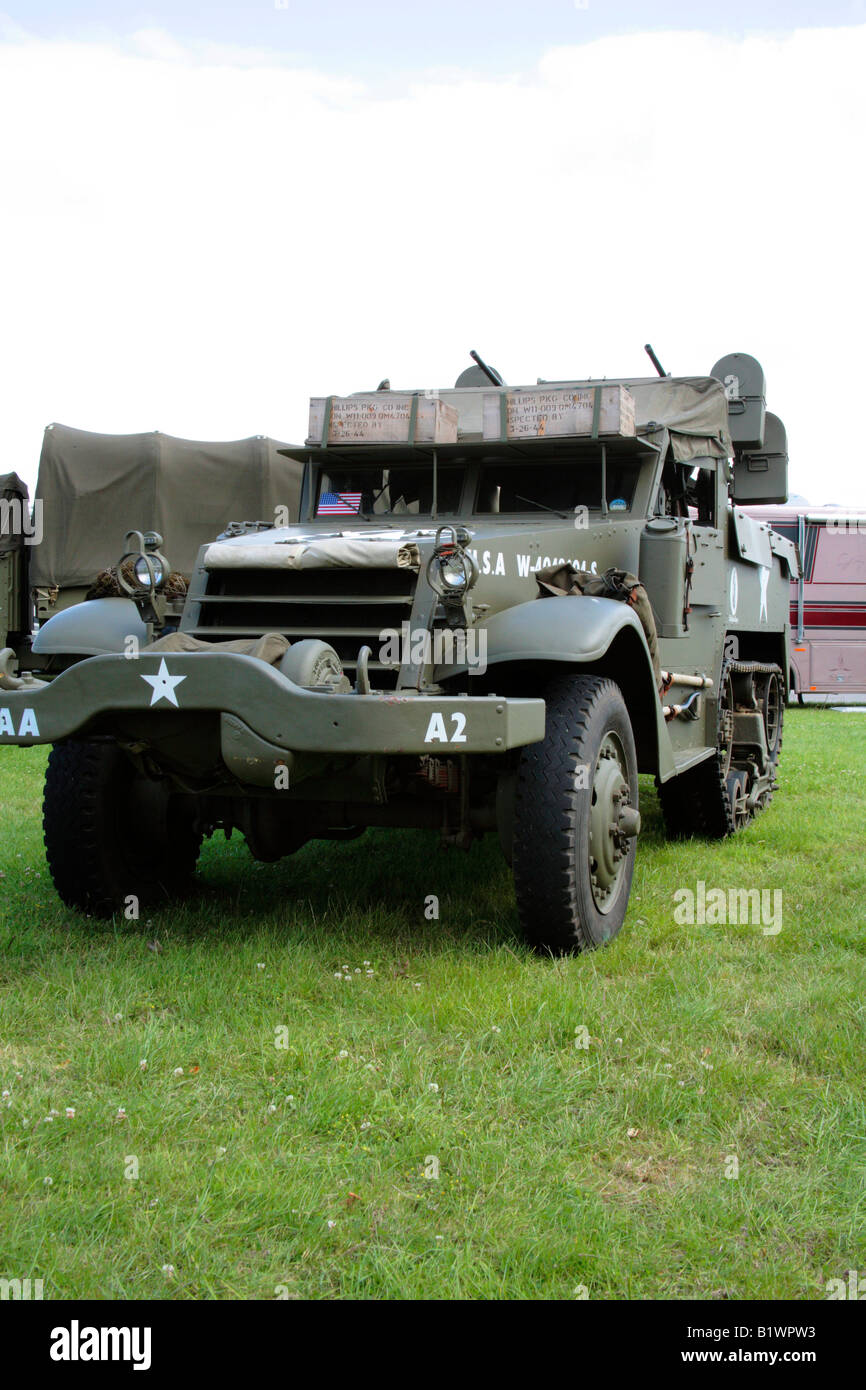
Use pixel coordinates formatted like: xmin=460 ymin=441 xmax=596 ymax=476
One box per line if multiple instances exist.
xmin=43 ymin=740 xmax=202 ymax=916
xmin=512 ymin=675 xmax=640 ymax=954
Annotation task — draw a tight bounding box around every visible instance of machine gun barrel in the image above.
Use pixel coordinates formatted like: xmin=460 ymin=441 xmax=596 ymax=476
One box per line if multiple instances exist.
xmin=469 ymin=349 xmax=505 ymax=387
xmin=644 ymin=343 xmax=669 ymax=377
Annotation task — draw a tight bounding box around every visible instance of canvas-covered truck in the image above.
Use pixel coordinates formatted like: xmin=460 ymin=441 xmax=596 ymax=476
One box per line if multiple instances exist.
xmin=1 ymin=422 xmax=304 ymax=719
xmin=0 ymin=352 xmax=798 ymax=954
xmin=27 ymin=424 xmax=303 ymax=629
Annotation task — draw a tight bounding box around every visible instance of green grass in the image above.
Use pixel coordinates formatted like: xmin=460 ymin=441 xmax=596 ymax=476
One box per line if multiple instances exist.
xmin=1 ymin=709 xmax=864 ymax=1300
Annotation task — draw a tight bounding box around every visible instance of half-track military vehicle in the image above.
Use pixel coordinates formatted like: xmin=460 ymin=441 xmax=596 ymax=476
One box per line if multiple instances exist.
xmin=0 ymin=350 xmax=798 ymax=954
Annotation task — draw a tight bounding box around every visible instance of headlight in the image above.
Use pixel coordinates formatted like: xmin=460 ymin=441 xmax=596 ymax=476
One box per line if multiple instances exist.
xmin=438 ymin=552 xmax=470 ymax=592
xmin=116 ymin=529 xmax=170 ymax=598
xmin=133 ymin=555 xmax=164 ymax=588
xmin=426 ymin=526 xmax=478 ymax=601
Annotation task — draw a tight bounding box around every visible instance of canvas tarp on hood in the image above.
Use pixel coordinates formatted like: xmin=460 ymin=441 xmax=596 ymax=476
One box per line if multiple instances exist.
xmin=29 ymin=425 xmax=304 ymax=590
xmin=203 ymin=534 xmax=421 ymax=571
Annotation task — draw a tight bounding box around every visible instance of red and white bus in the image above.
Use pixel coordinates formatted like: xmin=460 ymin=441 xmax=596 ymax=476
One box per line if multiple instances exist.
xmin=743 ymin=503 xmax=866 ymax=700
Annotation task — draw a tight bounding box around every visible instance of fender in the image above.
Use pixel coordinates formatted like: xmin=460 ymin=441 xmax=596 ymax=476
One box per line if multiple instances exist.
xmin=445 ymin=596 xmax=677 ymax=779
xmin=479 ymin=595 xmax=649 ymax=666
xmin=32 ymin=597 xmax=148 ymax=657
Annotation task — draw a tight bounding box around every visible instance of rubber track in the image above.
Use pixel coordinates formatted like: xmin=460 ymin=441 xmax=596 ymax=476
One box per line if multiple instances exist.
xmin=658 ymin=660 xmax=784 ymax=840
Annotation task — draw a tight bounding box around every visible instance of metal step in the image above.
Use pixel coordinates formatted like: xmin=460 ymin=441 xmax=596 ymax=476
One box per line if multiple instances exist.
xmin=672 ymin=746 xmax=716 ymax=776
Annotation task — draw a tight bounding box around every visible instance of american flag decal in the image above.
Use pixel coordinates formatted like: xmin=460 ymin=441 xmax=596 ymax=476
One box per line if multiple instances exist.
xmin=317 ymin=491 xmax=362 ymax=516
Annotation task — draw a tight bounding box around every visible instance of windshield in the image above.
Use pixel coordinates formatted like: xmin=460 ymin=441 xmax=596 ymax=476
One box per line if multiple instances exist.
xmin=475 ymin=458 xmax=641 ymax=514
xmin=316 ymin=464 xmax=464 ymax=517
xmin=314 ymin=452 xmax=643 ymax=519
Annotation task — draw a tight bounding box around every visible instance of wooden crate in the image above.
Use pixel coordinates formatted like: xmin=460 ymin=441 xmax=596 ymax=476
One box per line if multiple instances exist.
xmin=482 ymin=385 xmax=635 ymax=441
xmin=308 ymin=394 xmax=459 ymax=446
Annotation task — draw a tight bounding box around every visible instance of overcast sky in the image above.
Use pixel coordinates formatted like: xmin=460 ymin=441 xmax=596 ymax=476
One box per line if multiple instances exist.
xmin=1 ymin=3 xmax=865 ymax=503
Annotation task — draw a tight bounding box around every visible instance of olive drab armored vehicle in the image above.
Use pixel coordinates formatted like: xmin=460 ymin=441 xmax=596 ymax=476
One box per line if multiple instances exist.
xmin=0 ymin=350 xmax=798 ymax=954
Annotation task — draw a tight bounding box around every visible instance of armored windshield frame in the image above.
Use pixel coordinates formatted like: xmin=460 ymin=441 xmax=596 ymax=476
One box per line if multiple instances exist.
xmin=281 ymin=433 xmax=664 ymax=524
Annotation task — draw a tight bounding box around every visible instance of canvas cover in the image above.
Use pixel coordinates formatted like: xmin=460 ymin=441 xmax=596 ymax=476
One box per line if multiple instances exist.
xmin=452 ymin=375 xmax=733 ymax=462
xmin=541 ymin=377 xmax=732 ymax=461
xmin=29 ymin=425 xmax=304 ymax=590
xmin=144 ymin=630 xmax=290 ymax=666
xmin=623 ymin=376 xmax=733 ymax=462
xmin=204 ymin=534 xmax=421 ymax=571
xmin=0 ymin=472 xmax=29 ymax=553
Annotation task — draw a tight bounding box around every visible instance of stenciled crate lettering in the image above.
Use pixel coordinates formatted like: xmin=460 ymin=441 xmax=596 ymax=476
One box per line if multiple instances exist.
xmin=308 ymin=394 xmax=459 ymax=445
xmin=482 ymin=386 xmax=635 ymax=441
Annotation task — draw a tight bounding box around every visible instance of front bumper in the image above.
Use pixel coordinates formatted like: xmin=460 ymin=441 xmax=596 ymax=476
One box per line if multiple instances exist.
xmin=0 ymin=652 xmax=545 ymax=756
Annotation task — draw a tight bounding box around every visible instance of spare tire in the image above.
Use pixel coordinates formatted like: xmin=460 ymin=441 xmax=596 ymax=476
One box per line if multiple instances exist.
xmin=278 ymin=639 xmax=348 ymax=690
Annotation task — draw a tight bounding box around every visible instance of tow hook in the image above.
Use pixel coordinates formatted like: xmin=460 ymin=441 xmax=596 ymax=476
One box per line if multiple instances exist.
xmin=355 ymin=645 xmax=372 ymax=695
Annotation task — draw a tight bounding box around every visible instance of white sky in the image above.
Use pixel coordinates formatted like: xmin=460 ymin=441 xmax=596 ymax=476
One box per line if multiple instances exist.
xmin=1 ymin=19 xmax=865 ymax=503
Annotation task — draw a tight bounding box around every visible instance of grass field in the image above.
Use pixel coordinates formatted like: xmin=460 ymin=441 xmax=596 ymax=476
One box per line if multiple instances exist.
xmin=1 ymin=708 xmax=864 ymax=1300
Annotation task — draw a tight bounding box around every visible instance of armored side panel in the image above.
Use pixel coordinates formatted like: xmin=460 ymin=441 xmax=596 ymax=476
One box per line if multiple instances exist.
xmin=639 ymin=519 xmax=689 ymax=637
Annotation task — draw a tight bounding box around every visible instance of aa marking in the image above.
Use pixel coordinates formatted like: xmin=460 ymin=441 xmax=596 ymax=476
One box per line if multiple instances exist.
xmin=0 ymin=708 xmax=39 ymax=737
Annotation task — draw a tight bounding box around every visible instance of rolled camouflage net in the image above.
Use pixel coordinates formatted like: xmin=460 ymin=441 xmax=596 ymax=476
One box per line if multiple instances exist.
xmin=85 ymin=563 xmax=188 ymax=602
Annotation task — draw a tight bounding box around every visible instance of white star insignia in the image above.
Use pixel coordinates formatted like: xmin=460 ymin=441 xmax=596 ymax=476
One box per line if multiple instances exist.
xmin=759 ymin=565 xmax=770 ymax=622
xmin=141 ymin=658 xmax=187 ymax=708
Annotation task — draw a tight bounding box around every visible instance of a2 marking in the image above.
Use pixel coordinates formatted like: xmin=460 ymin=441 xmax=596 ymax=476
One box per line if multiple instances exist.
xmin=424 ymin=711 xmax=467 ymax=744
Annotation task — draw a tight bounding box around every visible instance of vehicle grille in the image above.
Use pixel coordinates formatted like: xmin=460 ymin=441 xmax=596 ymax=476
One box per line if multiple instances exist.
xmin=186 ymin=566 xmax=417 ymax=688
